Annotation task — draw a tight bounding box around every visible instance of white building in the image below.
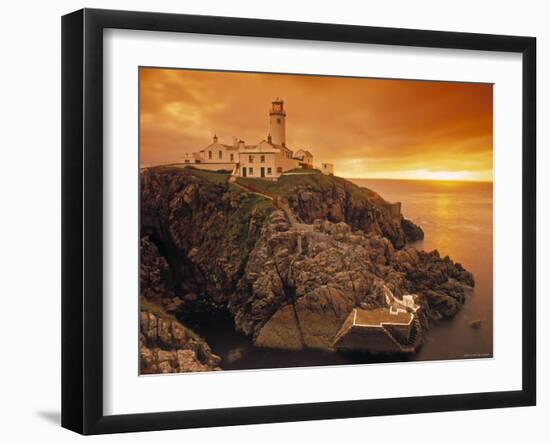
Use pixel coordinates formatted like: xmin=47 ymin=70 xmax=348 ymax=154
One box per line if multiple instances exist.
xmin=182 ymin=152 xmax=202 ymax=164
xmin=181 ymin=99 xmax=334 ymax=179
xmin=319 ymin=163 xmax=334 ymax=175
xmin=294 ymin=149 xmax=314 ymax=167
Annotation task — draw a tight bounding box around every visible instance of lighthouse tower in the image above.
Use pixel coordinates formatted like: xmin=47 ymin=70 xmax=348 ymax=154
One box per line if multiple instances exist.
xmin=269 ymin=98 xmax=286 ymax=146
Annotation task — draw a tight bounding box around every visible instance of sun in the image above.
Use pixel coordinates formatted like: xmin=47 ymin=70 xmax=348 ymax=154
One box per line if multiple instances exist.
xmin=341 ymin=167 xmax=493 ymax=182
xmin=425 ymin=171 xmax=473 ymax=181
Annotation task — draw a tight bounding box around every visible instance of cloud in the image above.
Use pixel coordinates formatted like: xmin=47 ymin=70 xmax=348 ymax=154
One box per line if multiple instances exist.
xmin=139 ymin=68 xmax=493 ymax=181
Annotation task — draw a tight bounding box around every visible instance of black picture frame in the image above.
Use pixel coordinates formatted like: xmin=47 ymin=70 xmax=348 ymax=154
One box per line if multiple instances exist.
xmin=62 ymin=8 xmax=537 ymax=435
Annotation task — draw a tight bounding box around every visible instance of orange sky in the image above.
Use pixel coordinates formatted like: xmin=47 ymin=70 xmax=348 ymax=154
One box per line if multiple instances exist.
xmin=140 ymin=68 xmax=493 ymax=181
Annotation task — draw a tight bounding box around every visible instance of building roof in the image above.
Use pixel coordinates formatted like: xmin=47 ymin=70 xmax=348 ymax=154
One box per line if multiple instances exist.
xmin=275 ymin=143 xmax=293 ymax=153
xmin=332 ymin=308 xmax=415 ymax=353
xmin=240 ymin=146 xmax=279 ymax=154
xmin=354 ymin=308 xmax=412 ymax=327
xmin=296 ymin=149 xmax=313 ymax=157
xmin=199 ymin=143 xmax=246 ymax=152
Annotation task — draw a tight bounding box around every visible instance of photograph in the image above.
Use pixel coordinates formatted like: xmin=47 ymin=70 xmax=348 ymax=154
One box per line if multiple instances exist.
xmin=138 ymin=67 xmax=493 ymax=374
xmin=0 ymin=1 xmax=542 ymax=439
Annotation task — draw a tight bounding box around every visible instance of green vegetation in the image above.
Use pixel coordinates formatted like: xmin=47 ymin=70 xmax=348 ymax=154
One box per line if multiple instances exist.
xmin=226 ymin=192 xmax=275 ymax=261
xmin=145 ymin=166 xmax=275 ymax=263
xmin=236 ymin=168 xmax=333 ymax=197
xmin=333 ymin=175 xmax=388 ymax=206
xmin=236 ymin=168 xmax=388 ymax=206
xmin=140 ymin=298 xmax=176 ymax=321
xmin=228 ymin=182 xmax=248 ymax=194
xmin=181 ymin=167 xmax=230 ymax=185
xmin=146 ymin=165 xmax=388 ymax=206
xmin=147 ymin=165 xmax=230 ymax=186
xmin=140 ymin=297 xmax=202 ymax=340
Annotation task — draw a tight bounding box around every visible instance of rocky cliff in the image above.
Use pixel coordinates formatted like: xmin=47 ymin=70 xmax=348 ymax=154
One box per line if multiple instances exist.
xmin=140 ymin=305 xmax=222 ymax=373
xmin=139 ymin=166 xmax=474 ymax=368
xmin=282 ymin=174 xmax=424 ymax=248
xmin=139 ymin=236 xmax=221 ymax=373
xmin=232 ymin=211 xmax=472 ymax=349
xmin=141 ymin=167 xmax=273 ymax=308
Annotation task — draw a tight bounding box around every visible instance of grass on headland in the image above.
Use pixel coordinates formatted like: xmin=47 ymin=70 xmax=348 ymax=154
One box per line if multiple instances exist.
xmin=236 ymin=168 xmax=388 ymax=205
xmin=146 ymin=164 xmax=230 ymax=186
xmin=183 ymin=167 xmax=230 ymax=185
xmin=236 ymin=168 xmax=333 ymax=197
xmin=225 ymin=191 xmax=275 ymax=261
xmin=145 ymin=165 xmax=388 ymax=207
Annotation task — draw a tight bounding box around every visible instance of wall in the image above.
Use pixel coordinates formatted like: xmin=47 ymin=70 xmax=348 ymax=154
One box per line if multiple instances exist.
xmin=269 ymin=112 xmax=286 ymax=146
xmin=179 ymin=162 xmax=236 ymax=172
xmin=240 ymin=152 xmax=277 ymax=177
xmin=320 ymin=164 xmax=334 ymax=175
xmin=379 ymin=201 xmax=403 ymax=221
xmin=204 ymin=142 xmax=238 ymax=163
xmin=384 ymin=321 xmax=412 ymax=344
xmin=278 ymin=154 xmax=302 ymax=174
xmin=0 ymin=1 xmax=546 ymax=442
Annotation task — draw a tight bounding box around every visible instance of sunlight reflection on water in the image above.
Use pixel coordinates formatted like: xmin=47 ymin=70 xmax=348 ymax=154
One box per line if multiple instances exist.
xmin=350 ymin=178 xmax=493 ymax=361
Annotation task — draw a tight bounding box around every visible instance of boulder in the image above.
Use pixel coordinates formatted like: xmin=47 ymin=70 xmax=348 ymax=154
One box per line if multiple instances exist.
xmin=139 ymin=308 xmax=221 ymax=374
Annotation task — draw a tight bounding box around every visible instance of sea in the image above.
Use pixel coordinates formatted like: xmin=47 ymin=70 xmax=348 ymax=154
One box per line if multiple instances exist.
xmin=183 ymin=178 xmax=493 ymax=370
xmin=350 ymin=178 xmax=493 ymax=362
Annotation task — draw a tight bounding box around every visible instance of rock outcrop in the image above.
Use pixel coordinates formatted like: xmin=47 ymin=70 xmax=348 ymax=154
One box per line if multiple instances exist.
xmin=140 ymin=228 xmax=221 ymax=373
xmin=230 ymin=211 xmax=472 ymax=350
xmin=283 ymin=174 xmax=423 ymax=248
xmin=141 ymin=167 xmax=273 ymax=308
xmin=140 ymin=308 xmax=221 ymax=373
xmin=139 ymin=166 xmax=474 ymax=360
xmin=401 ymin=217 xmax=425 ymax=242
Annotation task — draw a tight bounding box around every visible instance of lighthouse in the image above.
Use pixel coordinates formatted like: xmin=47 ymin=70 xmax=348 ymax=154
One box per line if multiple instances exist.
xmin=269 ymin=98 xmax=286 ymax=146
xmin=184 ymin=98 xmax=335 ymax=179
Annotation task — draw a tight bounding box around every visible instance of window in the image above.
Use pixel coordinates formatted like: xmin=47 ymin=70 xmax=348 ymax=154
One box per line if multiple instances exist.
xmin=267 ymin=168 xmax=272 ymax=175
xmin=230 ymin=153 xmax=234 ymax=162
xmin=277 ymin=167 xmax=283 ymax=173
xmin=249 ymin=167 xmax=253 ymax=175
xmin=277 ymin=118 xmax=281 ymax=124
xmin=219 ymin=150 xmax=223 ymax=159
xmin=184 ymin=160 xmax=190 ymax=163
xmin=261 ymin=155 xmax=265 ymax=163
xmin=208 ymin=151 xmax=212 ymax=159
xmin=249 ymin=155 xmax=254 ymax=163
